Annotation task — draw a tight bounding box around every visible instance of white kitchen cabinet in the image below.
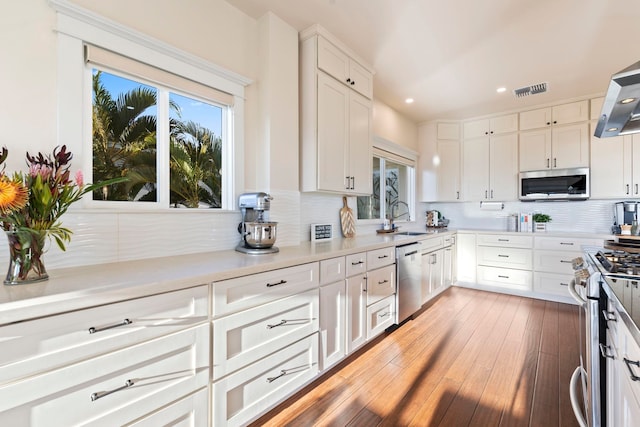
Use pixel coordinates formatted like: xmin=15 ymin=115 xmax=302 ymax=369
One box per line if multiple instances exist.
xmin=519 ymin=100 xmax=589 ymax=131
xmin=0 ymin=285 xmax=208 ymax=386
xmin=462 ymin=132 xmax=518 ymax=201
xmin=463 ymin=113 xmax=518 ymax=139
xmin=319 ymin=257 xmax=346 ymax=371
xmin=346 ymin=272 xmax=367 ymax=353
xmin=532 ymin=236 xmax=602 ymax=298
xmin=366 ymin=264 xmax=395 ymax=306
xmin=317 ymin=35 xmax=372 ymax=99
xmin=456 ymin=233 xmax=477 ymax=283
xmin=476 ymin=233 xmax=533 ymax=292
xmin=519 ymin=122 xmax=589 ymax=171
xmin=212 ymin=288 xmax=319 ymax=378
xmin=420 ymin=236 xmax=444 ymax=304
xmin=300 ymin=28 xmax=373 ymax=195
xmin=212 ymin=262 xmax=319 ymax=317
xmin=591 ymin=130 xmax=640 ymax=198
xmin=437 ymin=122 xmax=460 ymax=140
xmin=366 ymin=295 xmax=395 ymax=339
xmin=0 ymin=324 xmax=209 ymax=426
xmin=213 ymin=334 xmax=319 ymax=427
xmin=436 ymin=139 xmax=462 ymax=201
xmin=367 ymin=246 xmax=396 ymax=270
xmin=443 ymin=235 xmax=456 ymax=287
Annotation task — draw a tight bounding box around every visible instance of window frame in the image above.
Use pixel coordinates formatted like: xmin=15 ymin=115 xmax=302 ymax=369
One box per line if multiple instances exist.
xmin=52 ymin=0 xmax=251 ymax=211
xmin=357 ymin=136 xmax=418 ymax=225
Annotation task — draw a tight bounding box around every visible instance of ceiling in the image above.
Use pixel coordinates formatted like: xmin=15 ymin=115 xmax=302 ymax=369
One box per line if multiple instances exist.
xmin=225 ymin=0 xmax=640 ymax=124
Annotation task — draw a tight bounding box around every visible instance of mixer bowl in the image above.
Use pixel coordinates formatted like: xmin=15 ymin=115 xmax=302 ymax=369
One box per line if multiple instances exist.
xmin=243 ymin=221 xmax=278 ymax=248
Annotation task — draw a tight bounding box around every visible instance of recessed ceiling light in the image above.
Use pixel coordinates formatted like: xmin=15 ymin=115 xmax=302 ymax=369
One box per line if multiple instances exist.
xmin=497 ymin=87 xmax=507 ymax=93
xmin=621 ymin=98 xmax=636 ymax=104
xmin=405 ymin=98 xmax=414 ymax=104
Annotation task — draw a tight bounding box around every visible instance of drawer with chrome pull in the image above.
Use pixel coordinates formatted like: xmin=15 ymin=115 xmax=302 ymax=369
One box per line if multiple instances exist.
xmin=477 ymin=265 xmax=532 ymax=291
xmin=533 ymin=271 xmax=573 ymax=297
xmin=213 ymin=333 xmax=318 ymax=427
xmin=477 ymin=246 xmax=532 ymax=270
xmin=212 ymin=262 xmax=319 ymax=317
xmin=0 ymin=285 xmax=208 ymax=386
xmin=367 ymin=246 xmax=395 ymax=270
xmin=346 ymin=252 xmax=367 ymax=277
xmin=212 ymin=288 xmax=319 ymax=379
xmin=534 ymin=250 xmax=582 ymax=274
xmin=0 ymin=324 xmax=209 ymax=426
xmin=366 ymin=264 xmax=395 ymax=306
xmin=367 ymin=295 xmax=395 ymax=339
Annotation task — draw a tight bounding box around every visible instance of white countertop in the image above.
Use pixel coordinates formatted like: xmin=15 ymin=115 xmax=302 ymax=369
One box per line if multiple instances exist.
xmin=0 ymin=229 xmax=451 ymax=326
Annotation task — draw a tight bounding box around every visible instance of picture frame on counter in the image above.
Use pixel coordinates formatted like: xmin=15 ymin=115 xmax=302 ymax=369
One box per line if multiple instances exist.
xmin=311 ymin=223 xmax=333 ymax=241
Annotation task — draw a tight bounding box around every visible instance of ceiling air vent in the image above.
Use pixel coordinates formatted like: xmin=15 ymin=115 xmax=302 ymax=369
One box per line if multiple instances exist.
xmin=513 ymin=82 xmax=548 ymax=98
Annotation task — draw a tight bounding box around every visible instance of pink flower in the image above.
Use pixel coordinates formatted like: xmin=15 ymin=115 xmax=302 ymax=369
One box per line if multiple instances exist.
xmin=29 ymin=164 xmax=53 ymax=180
xmin=75 ymin=170 xmax=84 ymax=187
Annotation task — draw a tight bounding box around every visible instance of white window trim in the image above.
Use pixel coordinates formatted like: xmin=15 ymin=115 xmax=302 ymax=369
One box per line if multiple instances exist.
xmin=357 ymin=136 xmax=418 ymax=225
xmin=51 ymin=0 xmax=252 ymax=211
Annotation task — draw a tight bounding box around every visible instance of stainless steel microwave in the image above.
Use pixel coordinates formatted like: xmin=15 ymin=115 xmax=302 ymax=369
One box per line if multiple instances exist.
xmin=519 ymin=168 xmax=590 ymax=201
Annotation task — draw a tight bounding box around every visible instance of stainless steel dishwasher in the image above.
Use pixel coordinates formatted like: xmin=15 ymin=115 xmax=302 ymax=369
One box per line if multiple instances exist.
xmin=396 ymin=242 xmax=422 ymax=324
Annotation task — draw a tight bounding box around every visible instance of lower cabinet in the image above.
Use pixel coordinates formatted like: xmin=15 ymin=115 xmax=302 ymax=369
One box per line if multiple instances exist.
xmin=366 ymin=295 xmax=395 ymax=339
xmin=212 ymin=334 xmax=319 ymax=427
xmin=0 ymin=324 xmax=210 ymax=426
xmin=346 ymin=272 xmax=367 ymax=353
xmin=320 ymin=280 xmax=346 ymax=371
xmin=475 ymin=234 xmax=533 ymax=292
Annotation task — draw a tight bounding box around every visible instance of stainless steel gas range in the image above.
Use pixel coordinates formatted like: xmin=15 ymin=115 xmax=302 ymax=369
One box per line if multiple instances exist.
xmin=569 ymin=249 xmax=640 ymax=427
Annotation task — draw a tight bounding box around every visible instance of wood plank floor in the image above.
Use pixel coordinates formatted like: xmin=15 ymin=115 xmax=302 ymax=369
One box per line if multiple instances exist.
xmin=249 ymin=286 xmax=580 ymax=427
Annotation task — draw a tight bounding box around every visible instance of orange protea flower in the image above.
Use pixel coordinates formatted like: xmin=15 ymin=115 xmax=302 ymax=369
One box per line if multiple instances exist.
xmin=0 ymin=178 xmax=28 ymax=215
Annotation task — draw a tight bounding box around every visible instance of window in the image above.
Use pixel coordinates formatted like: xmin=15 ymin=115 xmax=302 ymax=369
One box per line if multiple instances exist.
xmin=87 ymin=46 xmax=231 ymax=208
xmin=357 ymin=143 xmax=416 ymax=222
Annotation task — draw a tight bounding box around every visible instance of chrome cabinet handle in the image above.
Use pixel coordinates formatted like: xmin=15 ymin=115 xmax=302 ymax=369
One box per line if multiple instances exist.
xmin=350 ymin=176 xmax=355 ymax=190
xmin=267 ymin=319 xmax=288 ymax=329
xmin=378 ymin=279 xmax=389 ymax=285
xmin=560 ymin=260 xmax=573 ymax=263
xmin=485 ymin=190 xmax=488 ymax=199
xmin=624 ymin=358 xmax=640 ymax=381
xmin=627 ymin=184 xmax=631 ymax=195
xmin=602 ymin=310 xmax=617 ymax=322
xmin=345 ymin=176 xmax=350 ymax=190
xmin=636 ymin=183 xmax=638 ymax=195
xmin=553 ymin=158 xmax=557 ymax=168
xmin=378 ymin=311 xmax=390 ymax=318
xmin=456 ymin=191 xmax=460 ymax=199
xmin=560 ymin=282 xmax=569 ymax=286
xmin=490 ymin=189 xmax=494 ymax=199
xmin=91 ymin=379 xmax=135 ymax=401
xmin=498 ymin=238 xmax=509 ymax=242
xmin=267 ymin=369 xmax=288 ymax=383
xmin=498 ymin=275 xmax=509 ymax=279
xmin=599 ymin=343 xmax=614 ymax=359
xmin=498 ymin=254 xmax=509 ymax=258
xmin=352 ymin=260 xmax=364 ymax=266
xmin=378 ymin=254 xmax=388 ymax=259
xmin=560 ymin=242 xmax=574 ymax=246
xmin=547 ymin=158 xmax=550 ymax=168
xmin=266 ymin=279 xmax=287 ymax=288
xmin=88 ymin=318 xmax=132 ymax=334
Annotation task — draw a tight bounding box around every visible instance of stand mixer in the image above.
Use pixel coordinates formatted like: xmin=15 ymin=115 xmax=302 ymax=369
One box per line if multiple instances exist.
xmin=236 ymin=192 xmax=279 ymax=254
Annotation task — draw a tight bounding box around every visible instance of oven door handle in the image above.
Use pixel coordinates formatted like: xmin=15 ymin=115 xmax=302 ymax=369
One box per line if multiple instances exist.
xmin=568 ymin=278 xmax=587 ymax=307
xmin=569 ymin=365 xmax=588 ymax=427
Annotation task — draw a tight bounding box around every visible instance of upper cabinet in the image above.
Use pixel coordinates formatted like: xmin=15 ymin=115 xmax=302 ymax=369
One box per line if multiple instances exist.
xmin=463 ymin=114 xmax=518 ymax=139
xmin=462 ymin=114 xmax=519 ymax=201
xmin=519 ymin=100 xmax=589 ymax=130
xmin=300 ymin=26 xmax=374 ymax=195
xmin=518 ymin=100 xmax=590 ymax=172
xmin=317 ymin=36 xmax=372 ymax=99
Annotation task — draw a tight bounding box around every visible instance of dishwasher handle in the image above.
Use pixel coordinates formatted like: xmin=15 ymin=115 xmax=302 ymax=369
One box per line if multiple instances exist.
xmin=404 ymin=250 xmax=418 ymax=257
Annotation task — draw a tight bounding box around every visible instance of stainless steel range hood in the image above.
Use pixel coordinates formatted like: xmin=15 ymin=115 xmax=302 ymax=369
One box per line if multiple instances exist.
xmin=594 ymin=60 xmax=640 ymax=138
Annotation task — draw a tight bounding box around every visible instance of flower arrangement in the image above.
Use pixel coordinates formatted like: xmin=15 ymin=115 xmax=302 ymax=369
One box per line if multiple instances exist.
xmin=0 ymin=145 xmax=125 ymax=284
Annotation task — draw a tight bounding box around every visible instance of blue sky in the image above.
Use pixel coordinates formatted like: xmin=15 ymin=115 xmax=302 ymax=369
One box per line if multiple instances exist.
xmin=95 ymin=70 xmax=223 ymax=137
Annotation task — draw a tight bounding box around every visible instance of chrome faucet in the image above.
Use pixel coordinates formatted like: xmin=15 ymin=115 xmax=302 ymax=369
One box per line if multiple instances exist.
xmin=391 ymin=200 xmax=411 ymax=221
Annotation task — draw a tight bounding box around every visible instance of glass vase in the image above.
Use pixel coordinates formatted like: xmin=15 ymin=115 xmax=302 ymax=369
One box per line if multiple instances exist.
xmin=4 ymin=229 xmax=49 ymax=285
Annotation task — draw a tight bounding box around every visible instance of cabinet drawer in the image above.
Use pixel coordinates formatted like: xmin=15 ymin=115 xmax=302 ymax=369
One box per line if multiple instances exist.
xmin=0 ymin=285 xmax=208 ymax=386
xmin=367 ymin=295 xmax=395 ymax=340
xmin=534 ymin=236 xmax=603 ymax=251
xmin=212 ymin=263 xmax=319 ymax=317
xmin=477 ymin=234 xmax=533 ymax=248
xmin=533 ymin=272 xmax=573 ymax=297
xmin=621 ymin=322 xmax=640 ymax=408
xmin=366 ymin=264 xmax=396 ymax=305
xmin=534 ymin=250 xmax=581 ymax=274
xmin=0 ymin=324 xmax=209 ymax=426
xmin=367 ymin=246 xmax=395 ymax=270
xmin=129 ymin=387 xmax=209 ymax=427
xmin=320 ymin=256 xmax=346 ymax=285
xmin=477 ymin=246 xmax=532 ymax=270
xmin=477 ymin=265 xmax=532 ymax=291
xmin=346 ymin=252 xmax=367 ymax=277
xmin=212 ymin=289 xmax=319 ymax=379
xmin=213 ymin=333 xmax=319 ymax=427
xmin=443 ymin=235 xmax=455 ymax=247
xmin=420 ymin=236 xmax=444 ymax=253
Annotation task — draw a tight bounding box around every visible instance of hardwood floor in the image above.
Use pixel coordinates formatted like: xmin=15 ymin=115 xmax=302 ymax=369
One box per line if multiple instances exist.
xmin=249 ymin=286 xmax=580 ymax=427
